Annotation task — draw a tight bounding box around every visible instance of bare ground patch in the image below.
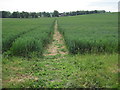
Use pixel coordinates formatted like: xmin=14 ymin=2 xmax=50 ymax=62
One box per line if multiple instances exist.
xmin=43 ymin=20 xmax=68 ymax=57
xmin=4 ymin=74 xmax=39 ymax=83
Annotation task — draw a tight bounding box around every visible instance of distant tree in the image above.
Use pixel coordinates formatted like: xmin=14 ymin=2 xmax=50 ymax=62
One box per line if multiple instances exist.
xmin=76 ymin=11 xmax=80 ymax=15
xmin=49 ymin=13 xmax=53 ymax=17
xmin=94 ymin=10 xmax=98 ymax=13
xmin=71 ymin=11 xmax=77 ymax=16
xmin=38 ymin=12 xmax=42 ymax=17
xmin=40 ymin=12 xmax=50 ymax=17
xmin=1 ymin=10 xmax=106 ymax=18
xmin=66 ymin=12 xmax=70 ymax=16
xmin=101 ymin=10 xmax=106 ymax=13
xmin=12 ymin=11 xmax=20 ymax=18
xmin=2 ymin=11 xmax=11 ymax=18
xmin=30 ymin=12 xmax=38 ymax=18
xmin=46 ymin=12 xmax=50 ymax=17
xmin=85 ymin=11 xmax=89 ymax=14
xmin=89 ymin=11 xmax=94 ymax=14
xmin=20 ymin=12 xmax=24 ymax=18
xmin=24 ymin=12 xmax=29 ymax=18
xmin=35 ymin=13 xmax=38 ymax=18
xmin=53 ymin=10 xmax=59 ymax=17
xmin=30 ymin=12 xmax=34 ymax=18
xmin=20 ymin=11 xmax=30 ymax=18
xmin=42 ymin=12 xmax=46 ymax=17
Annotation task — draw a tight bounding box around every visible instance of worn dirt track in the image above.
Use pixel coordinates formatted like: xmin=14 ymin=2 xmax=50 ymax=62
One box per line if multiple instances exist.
xmin=43 ymin=20 xmax=68 ymax=57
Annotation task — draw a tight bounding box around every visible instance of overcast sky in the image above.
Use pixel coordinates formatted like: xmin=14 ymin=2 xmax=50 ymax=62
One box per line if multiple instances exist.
xmin=0 ymin=0 xmax=119 ymax=12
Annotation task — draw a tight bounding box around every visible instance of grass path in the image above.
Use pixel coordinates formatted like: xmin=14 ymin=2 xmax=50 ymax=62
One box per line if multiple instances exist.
xmin=43 ymin=20 xmax=68 ymax=58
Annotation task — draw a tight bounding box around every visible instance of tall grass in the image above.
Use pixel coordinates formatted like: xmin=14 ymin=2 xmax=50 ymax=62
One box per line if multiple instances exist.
xmin=58 ymin=13 xmax=118 ymax=54
xmin=9 ymin=19 xmax=55 ymax=57
xmin=2 ymin=18 xmax=54 ymax=52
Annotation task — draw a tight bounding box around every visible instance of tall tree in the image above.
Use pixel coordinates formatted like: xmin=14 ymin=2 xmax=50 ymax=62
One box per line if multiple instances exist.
xmin=53 ymin=10 xmax=59 ymax=17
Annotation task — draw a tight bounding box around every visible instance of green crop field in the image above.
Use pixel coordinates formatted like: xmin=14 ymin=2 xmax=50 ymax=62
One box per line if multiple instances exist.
xmin=58 ymin=13 xmax=118 ymax=54
xmin=3 ymin=18 xmax=55 ymax=56
xmin=2 ymin=13 xmax=119 ymax=88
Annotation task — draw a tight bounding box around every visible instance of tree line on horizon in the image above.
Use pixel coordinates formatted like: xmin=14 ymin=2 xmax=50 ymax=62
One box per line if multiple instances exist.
xmin=1 ymin=10 xmax=106 ymax=18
